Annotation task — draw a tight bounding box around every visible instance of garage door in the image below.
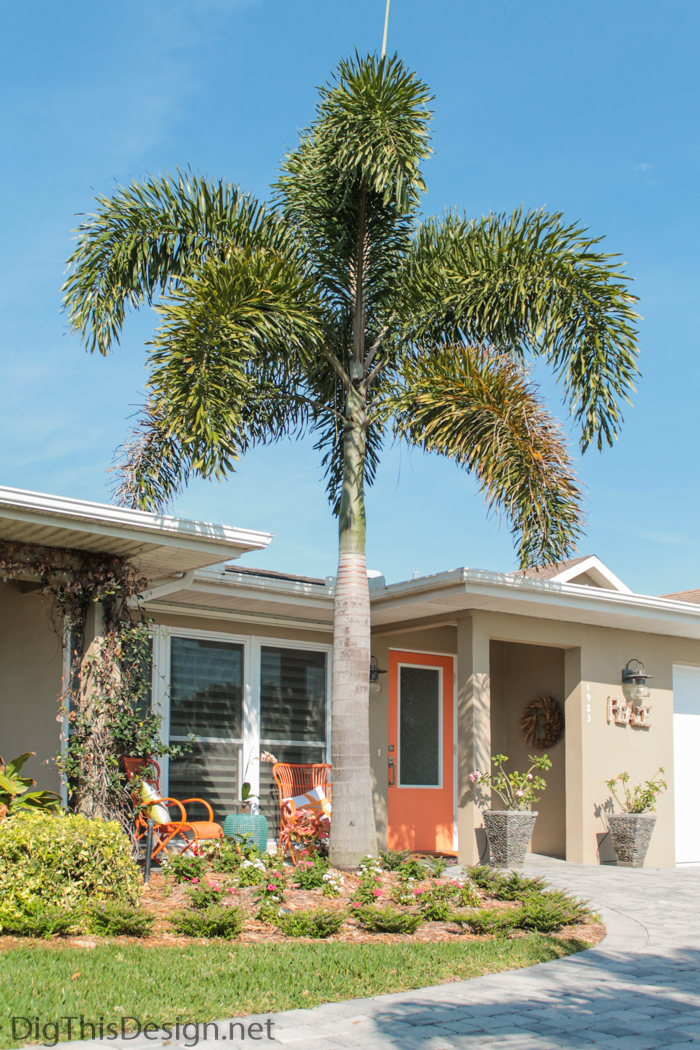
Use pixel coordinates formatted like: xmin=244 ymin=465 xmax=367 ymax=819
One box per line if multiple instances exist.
xmin=673 ymin=665 xmax=700 ymax=864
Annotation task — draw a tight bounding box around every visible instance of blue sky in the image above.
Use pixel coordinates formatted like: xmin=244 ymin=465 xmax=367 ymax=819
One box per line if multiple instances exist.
xmin=1 ymin=0 xmax=698 ymax=594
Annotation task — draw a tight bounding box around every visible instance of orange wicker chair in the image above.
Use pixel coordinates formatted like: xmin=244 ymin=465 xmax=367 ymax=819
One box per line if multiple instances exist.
xmin=123 ymin=757 xmax=223 ymax=861
xmin=272 ymin=762 xmax=332 ymax=863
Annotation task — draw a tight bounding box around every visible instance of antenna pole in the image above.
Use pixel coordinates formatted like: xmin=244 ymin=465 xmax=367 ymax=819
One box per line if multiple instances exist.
xmin=381 ymin=0 xmax=391 ymax=58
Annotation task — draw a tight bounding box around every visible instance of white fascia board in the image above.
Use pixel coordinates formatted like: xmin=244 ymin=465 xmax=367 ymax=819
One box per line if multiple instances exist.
xmin=550 ymin=555 xmax=631 ymax=593
xmin=0 ymin=486 xmax=272 ymax=559
xmin=370 ymin=566 xmax=700 ymax=635
xmin=186 ymin=567 xmax=334 ymax=612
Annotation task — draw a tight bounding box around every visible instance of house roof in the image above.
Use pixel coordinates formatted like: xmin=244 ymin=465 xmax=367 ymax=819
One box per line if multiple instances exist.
xmin=659 ymin=587 xmax=700 ymax=605
xmin=0 ymin=486 xmax=272 ymax=580
xmin=510 ymin=554 xmax=631 ymax=593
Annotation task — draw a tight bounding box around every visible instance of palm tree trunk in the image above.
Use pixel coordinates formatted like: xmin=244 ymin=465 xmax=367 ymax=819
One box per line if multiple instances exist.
xmin=329 ymin=382 xmax=378 ymax=868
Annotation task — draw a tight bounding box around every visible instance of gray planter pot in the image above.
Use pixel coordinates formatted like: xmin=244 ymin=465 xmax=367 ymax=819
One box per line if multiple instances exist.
xmin=607 ymin=812 xmax=657 ymax=867
xmin=483 ymin=810 xmax=538 ymax=869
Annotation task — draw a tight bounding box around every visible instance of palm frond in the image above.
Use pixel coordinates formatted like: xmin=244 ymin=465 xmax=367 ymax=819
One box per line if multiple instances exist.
xmin=388 ymin=347 xmax=584 ymax=568
xmin=404 ymin=209 xmax=640 ymax=451
xmin=63 ymin=171 xmax=280 ymax=355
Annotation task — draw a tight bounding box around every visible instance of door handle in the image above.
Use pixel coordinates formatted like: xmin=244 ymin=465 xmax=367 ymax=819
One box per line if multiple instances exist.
xmin=388 ymin=757 xmax=396 ymax=786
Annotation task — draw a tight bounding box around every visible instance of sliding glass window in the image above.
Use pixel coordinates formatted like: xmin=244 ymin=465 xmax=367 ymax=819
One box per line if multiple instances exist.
xmin=259 ymin=645 xmax=328 ymax=827
xmin=168 ymin=636 xmax=243 ymax=824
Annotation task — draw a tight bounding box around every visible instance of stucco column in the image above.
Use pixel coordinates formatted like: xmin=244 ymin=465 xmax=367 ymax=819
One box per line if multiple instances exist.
xmin=456 ymin=614 xmax=491 ymax=866
xmin=564 ymin=647 xmax=585 ymax=863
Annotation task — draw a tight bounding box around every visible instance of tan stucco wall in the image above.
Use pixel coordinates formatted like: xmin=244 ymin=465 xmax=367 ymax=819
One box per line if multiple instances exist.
xmin=490 ymin=640 xmax=566 ymax=858
xmin=0 ymin=582 xmax=64 ymax=793
xmin=459 ymin=609 xmax=693 ymax=867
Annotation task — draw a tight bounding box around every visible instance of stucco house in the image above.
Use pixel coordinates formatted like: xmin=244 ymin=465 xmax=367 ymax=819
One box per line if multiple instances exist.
xmin=2 ymin=484 xmax=699 ymax=868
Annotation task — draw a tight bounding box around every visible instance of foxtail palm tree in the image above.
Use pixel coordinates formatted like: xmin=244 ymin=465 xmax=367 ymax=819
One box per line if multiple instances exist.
xmin=63 ymin=53 xmax=639 ymax=868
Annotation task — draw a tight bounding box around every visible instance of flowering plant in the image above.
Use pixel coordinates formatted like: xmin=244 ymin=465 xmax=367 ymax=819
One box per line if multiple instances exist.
xmin=606 ymin=767 xmax=666 ymax=813
xmin=280 ymin=807 xmax=330 ymax=860
xmin=469 ymin=753 xmax=551 ymax=811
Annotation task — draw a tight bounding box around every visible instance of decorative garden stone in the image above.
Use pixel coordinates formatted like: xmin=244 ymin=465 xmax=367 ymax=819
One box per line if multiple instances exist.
xmin=483 ymin=810 xmax=538 ymax=868
xmin=607 ymin=812 xmax=656 ymax=867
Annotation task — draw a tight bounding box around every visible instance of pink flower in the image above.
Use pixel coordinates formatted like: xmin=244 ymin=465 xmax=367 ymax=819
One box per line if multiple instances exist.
xmin=469 ymin=770 xmax=482 ymax=784
xmin=516 ymin=790 xmax=524 ymax=797
xmin=527 ymin=774 xmax=534 ymax=780
xmin=372 ymin=889 xmax=382 ymax=897
xmin=351 ymin=901 xmax=362 ymax=909
xmin=191 ymin=878 xmax=199 ymax=884
xmin=226 ymin=887 xmax=235 ymax=894
xmin=267 ymin=883 xmax=278 ymax=891
xmin=374 ymin=877 xmax=382 ymax=883
xmin=413 ymin=889 xmax=421 ymax=896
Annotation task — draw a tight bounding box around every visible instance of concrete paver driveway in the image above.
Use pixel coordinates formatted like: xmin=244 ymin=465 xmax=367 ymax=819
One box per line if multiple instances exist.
xmin=54 ymin=855 xmax=700 ymax=1050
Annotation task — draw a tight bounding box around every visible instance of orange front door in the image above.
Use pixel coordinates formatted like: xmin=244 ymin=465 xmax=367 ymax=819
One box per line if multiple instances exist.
xmin=387 ymin=650 xmax=455 ymax=853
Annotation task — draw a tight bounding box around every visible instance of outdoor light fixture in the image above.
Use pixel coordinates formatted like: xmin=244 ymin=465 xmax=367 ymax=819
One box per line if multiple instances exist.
xmin=369 ymin=656 xmax=387 ymax=693
xmin=622 ymin=659 xmax=653 ymax=701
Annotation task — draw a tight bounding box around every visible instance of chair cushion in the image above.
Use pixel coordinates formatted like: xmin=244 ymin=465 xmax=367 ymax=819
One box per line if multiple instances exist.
xmin=283 ymin=785 xmax=332 ymax=819
xmin=139 ymin=781 xmax=171 ymax=825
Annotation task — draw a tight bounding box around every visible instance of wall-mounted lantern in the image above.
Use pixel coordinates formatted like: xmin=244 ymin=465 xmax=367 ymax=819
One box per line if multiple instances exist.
xmin=369 ymin=656 xmax=387 ymax=693
xmin=622 ymin=659 xmax=653 ymax=701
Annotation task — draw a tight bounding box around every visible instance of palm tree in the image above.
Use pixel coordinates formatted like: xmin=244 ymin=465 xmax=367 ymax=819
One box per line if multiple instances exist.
xmin=63 ymin=54 xmax=639 ymax=868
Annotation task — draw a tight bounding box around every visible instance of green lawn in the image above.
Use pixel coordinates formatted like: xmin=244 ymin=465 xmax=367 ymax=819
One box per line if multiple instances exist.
xmin=1 ymin=935 xmax=589 ymax=1047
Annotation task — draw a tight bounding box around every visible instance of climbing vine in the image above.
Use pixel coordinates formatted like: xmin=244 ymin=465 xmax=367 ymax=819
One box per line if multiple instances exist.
xmin=1 ymin=539 xmax=189 ymax=846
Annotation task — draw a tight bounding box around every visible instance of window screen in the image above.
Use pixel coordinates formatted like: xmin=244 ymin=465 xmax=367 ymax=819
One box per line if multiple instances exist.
xmin=399 ymin=666 xmax=440 ymax=786
xmin=260 ymin=646 xmax=326 ymax=742
xmin=170 ymin=637 xmax=243 ymax=739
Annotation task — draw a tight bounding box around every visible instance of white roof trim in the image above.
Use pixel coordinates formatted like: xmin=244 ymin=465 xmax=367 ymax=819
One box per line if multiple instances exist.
xmin=548 ymin=555 xmax=631 ymax=593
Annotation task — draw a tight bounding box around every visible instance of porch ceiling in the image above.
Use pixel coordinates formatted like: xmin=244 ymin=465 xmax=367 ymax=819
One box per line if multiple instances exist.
xmin=0 ymin=486 xmax=272 ymax=580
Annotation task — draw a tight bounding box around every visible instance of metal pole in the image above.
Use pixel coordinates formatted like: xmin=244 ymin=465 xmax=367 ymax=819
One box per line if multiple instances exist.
xmin=144 ymin=818 xmax=154 ymax=884
xmin=381 ymin=0 xmax=391 ymax=58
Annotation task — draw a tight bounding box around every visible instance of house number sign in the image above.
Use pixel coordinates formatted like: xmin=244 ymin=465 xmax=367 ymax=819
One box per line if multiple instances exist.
xmin=606 ymin=696 xmax=652 ymax=727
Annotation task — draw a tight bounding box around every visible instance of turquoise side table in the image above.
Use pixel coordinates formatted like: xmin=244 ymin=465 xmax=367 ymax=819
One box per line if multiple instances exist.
xmin=223 ymin=812 xmax=269 ymax=852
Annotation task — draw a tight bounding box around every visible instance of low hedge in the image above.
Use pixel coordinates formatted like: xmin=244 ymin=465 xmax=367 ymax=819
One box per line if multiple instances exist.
xmin=0 ymin=810 xmax=140 ymax=920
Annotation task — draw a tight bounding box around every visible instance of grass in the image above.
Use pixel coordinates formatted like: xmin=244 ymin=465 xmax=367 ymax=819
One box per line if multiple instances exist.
xmin=0 ymin=936 xmax=589 ymax=1047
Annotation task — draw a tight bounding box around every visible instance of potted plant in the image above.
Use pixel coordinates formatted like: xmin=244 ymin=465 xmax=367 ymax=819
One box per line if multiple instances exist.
xmin=469 ymin=753 xmax=552 ymax=868
xmin=605 ymin=768 xmax=666 ymax=867
xmin=222 ymin=751 xmax=277 ymax=851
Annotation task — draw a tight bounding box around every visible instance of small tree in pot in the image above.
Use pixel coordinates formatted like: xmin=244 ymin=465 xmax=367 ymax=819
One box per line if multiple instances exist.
xmin=605 ymin=768 xmax=666 ymax=868
xmin=470 ymin=754 xmax=552 ymax=868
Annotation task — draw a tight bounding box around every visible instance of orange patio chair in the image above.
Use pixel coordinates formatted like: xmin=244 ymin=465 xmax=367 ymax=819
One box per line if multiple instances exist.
xmin=272 ymin=762 xmax=332 ymax=863
xmin=123 ymin=757 xmax=223 ymax=862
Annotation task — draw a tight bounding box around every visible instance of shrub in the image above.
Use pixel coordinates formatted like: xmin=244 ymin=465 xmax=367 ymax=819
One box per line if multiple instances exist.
xmin=354 ymin=905 xmax=421 ymax=934
xmin=416 ymin=881 xmax=458 ymax=921
xmin=275 ymin=908 xmax=344 ymax=939
xmin=379 ymin=848 xmax=412 ymax=871
xmin=170 ymin=906 xmax=244 ymax=939
xmin=87 ymin=902 xmax=155 ymax=937
xmin=166 ymin=855 xmax=207 ymax=884
xmin=185 ymin=882 xmax=234 ymax=910
xmin=294 ymin=855 xmax=329 ymax=889
xmin=322 ymin=871 xmax=344 ymax=898
xmin=426 ymin=856 xmax=449 ymax=877
xmin=0 ymin=902 xmax=76 ymax=938
xmin=515 ymin=891 xmax=591 ymax=932
xmin=492 ymin=871 xmax=546 ymax=902
xmin=452 ymin=907 xmax=517 ymax=935
xmin=0 ymin=810 xmax=140 ymax=911
xmin=397 ymin=856 xmax=427 ymax=880
xmin=235 ymin=858 xmax=268 ymax=887
xmin=465 ymin=866 xmax=505 ymax=896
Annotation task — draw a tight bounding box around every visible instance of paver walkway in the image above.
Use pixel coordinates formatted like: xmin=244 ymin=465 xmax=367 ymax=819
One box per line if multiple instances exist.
xmin=54 ymin=855 xmax=700 ymax=1050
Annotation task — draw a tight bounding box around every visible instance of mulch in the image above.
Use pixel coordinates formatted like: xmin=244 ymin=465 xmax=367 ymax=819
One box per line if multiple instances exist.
xmin=0 ymin=867 xmax=606 ymax=951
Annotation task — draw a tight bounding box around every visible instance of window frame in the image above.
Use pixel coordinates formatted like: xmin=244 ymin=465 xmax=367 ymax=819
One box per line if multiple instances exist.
xmin=152 ymin=627 xmax=332 ymax=805
xmin=397 ymin=661 xmax=444 ymax=790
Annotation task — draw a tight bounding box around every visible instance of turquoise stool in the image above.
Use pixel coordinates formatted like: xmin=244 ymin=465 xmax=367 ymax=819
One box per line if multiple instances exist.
xmin=223 ymin=812 xmax=269 ymax=852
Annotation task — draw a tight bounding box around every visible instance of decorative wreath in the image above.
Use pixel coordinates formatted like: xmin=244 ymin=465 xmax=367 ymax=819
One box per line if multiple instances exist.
xmin=520 ymin=696 xmax=564 ymax=749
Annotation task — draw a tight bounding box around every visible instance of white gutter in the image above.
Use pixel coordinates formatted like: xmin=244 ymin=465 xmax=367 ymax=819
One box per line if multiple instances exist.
xmin=0 ymin=485 xmax=272 ymax=556
xmin=128 ymin=570 xmax=196 ymax=607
